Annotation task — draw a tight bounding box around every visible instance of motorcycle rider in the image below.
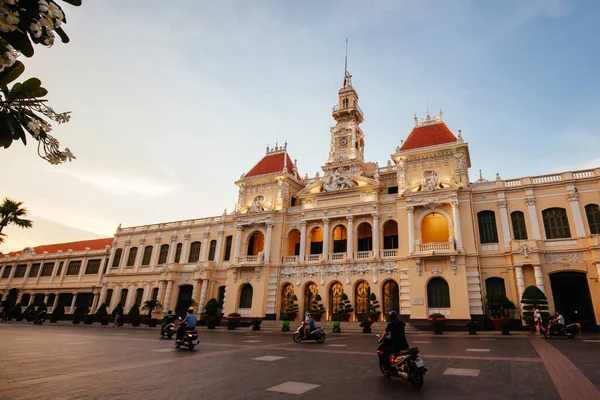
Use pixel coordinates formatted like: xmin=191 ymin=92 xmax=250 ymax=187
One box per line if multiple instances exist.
xmin=550 ymin=310 xmax=565 ymax=334
xmin=176 ymin=308 xmax=197 ymax=343
xmin=303 ymin=313 xmax=316 ymax=339
xmin=378 ymin=310 xmax=409 ymax=374
xmin=34 ymin=307 xmax=47 ymax=324
xmin=161 ymin=309 xmax=176 ymax=335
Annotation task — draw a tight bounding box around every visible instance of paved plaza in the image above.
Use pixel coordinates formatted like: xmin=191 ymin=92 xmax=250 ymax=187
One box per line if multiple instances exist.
xmin=1 ymin=323 xmax=599 ymax=400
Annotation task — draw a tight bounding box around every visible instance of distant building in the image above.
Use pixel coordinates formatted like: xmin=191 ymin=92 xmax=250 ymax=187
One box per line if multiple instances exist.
xmin=2 ymin=70 xmax=599 ymax=329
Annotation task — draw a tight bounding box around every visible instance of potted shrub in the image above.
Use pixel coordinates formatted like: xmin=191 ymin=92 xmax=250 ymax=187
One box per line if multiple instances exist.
xmin=359 ymin=315 xmax=373 ymax=333
xmin=521 ymin=286 xmax=549 ymax=329
xmin=96 ymin=303 xmax=109 ymax=325
xmin=23 ymin=304 xmax=36 ymax=322
xmin=251 ymin=318 xmax=262 ymax=331
xmin=141 ymin=299 xmax=162 ymax=327
xmin=487 ymin=292 xmax=517 ymax=331
xmin=50 ymin=303 xmax=64 ymax=323
xmin=281 ymin=314 xmax=291 ymax=332
xmin=340 ymin=294 xmax=354 ymax=322
xmin=73 ymin=304 xmax=89 ymax=324
xmin=286 ymin=295 xmax=299 ymax=321
xmin=129 ymin=304 xmax=141 ymax=327
xmin=204 ymin=298 xmax=220 ymax=329
xmin=428 ymin=313 xmax=446 ymax=334
xmin=12 ymin=304 xmax=23 ymax=321
xmin=367 ymin=293 xmax=381 ymax=322
xmin=466 ymin=320 xmax=478 ymax=335
xmin=310 ymin=295 xmax=326 ymax=321
xmin=499 ymin=318 xmax=510 ymax=335
xmin=227 ymin=312 xmax=241 ymax=330
xmin=332 ymin=313 xmax=342 ymax=333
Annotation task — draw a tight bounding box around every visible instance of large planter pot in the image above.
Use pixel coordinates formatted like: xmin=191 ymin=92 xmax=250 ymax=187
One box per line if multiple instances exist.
xmin=281 ymin=320 xmax=290 ymax=332
xmin=227 ymin=317 xmax=241 ymax=330
xmin=433 ymin=323 xmax=445 ymax=334
xmin=84 ymin=315 xmax=93 ymax=325
xmin=491 ymin=318 xmax=502 ymax=331
xmin=340 ymin=314 xmax=350 ymax=323
xmin=100 ymin=317 xmax=109 ymax=326
xmin=72 ymin=319 xmax=80 ymax=324
xmin=468 ymin=329 xmax=477 ymax=335
xmin=206 ymin=317 xmax=217 ymax=330
xmin=132 ymin=319 xmax=141 ymax=327
xmin=368 ymin=313 xmax=380 ymax=323
xmin=332 ymin=320 xmax=341 ymax=333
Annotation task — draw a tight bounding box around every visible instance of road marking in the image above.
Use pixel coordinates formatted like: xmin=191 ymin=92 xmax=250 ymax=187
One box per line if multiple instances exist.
xmin=242 ymin=340 xmax=261 ymax=343
xmin=66 ymin=342 xmax=90 ymax=345
xmin=413 ymin=341 xmax=430 ymax=344
xmin=152 ymin=349 xmax=174 ymax=353
xmin=267 ymin=381 xmax=320 ymax=395
xmin=466 ymin=348 xmax=490 ymax=352
xmin=13 ymin=338 xmax=31 ymax=341
xmin=444 ymin=368 xmax=480 ymax=377
xmin=252 ymin=356 xmax=286 ymax=361
xmin=325 ymin=344 xmax=348 ymax=347
xmin=583 ymin=340 xmax=600 ymax=343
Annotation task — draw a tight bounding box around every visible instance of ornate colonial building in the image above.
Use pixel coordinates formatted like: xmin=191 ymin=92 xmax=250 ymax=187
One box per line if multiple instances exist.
xmin=2 ymin=71 xmax=600 ymax=328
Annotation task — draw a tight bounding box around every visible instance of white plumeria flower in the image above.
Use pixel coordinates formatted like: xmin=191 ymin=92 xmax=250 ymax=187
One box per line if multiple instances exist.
xmin=38 ymin=0 xmax=50 ymax=13
xmin=42 ymin=122 xmax=52 ymax=132
xmin=46 ymin=2 xmax=62 ymax=19
xmin=0 ymin=18 xmax=17 ymax=32
xmin=39 ymin=16 xmax=53 ymax=30
xmin=2 ymin=0 xmax=17 ymax=5
xmin=27 ymin=120 xmax=42 ymax=136
xmin=53 ymin=17 xmax=61 ymax=29
xmin=43 ymin=30 xmax=55 ymax=45
xmin=30 ymin=20 xmax=42 ymax=38
xmin=5 ymin=9 xmax=18 ymax=24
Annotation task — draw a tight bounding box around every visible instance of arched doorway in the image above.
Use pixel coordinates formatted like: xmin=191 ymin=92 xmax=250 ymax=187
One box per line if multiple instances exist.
xmin=427 ymin=277 xmax=450 ymax=309
xmin=280 ymin=283 xmax=294 ymax=318
xmin=304 ymin=282 xmax=318 ymax=316
xmin=175 ymin=284 xmax=193 ymax=318
xmin=382 ymin=280 xmax=399 ymax=316
xmin=356 ymin=223 xmax=373 ymax=253
xmin=309 ymin=227 xmax=323 ymax=255
xmin=239 ymin=284 xmax=253 ymax=309
xmin=328 ymin=281 xmax=344 ymax=318
xmin=383 ymin=220 xmax=399 ymax=250
xmin=332 ymin=225 xmax=347 ymax=254
xmin=422 ymin=213 xmax=449 ymax=243
xmin=550 ymin=272 xmax=596 ymax=331
xmin=287 ymin=229 xmax=301 ymax=256
xmin=355 ymin=280 xmax=370 ymax=316
xmin=247 ymin=231 xmax=265 ymax=256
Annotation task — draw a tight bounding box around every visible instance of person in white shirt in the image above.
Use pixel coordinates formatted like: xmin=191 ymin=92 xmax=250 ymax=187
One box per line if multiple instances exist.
xmin=534 ymin=309 xmax=542 ymax=335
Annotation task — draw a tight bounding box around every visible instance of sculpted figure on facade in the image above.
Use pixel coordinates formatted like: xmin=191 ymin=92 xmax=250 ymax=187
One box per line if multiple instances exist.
xmin=422 ymin=170 xmax=440 ymax=191
xmin=324 ymin=168 xmax=357 ymax=192
xmin=249 ymin=195 xmax=265 ymax=213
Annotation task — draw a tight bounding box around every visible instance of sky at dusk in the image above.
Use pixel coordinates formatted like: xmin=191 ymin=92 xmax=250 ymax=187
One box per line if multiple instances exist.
xmin=2 ymin=0 xmax=599 ymax=252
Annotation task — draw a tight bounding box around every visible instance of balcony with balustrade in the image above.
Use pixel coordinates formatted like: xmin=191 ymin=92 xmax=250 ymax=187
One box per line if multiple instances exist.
xmin=238 ymin=253 xmax=264 ymax=265
xmin=282 ymin=255 xmax=299 ymax=264
xmin=329 ymin=252 xmax=346 ymax=262
xmin=414 ymin=240 xmax=456 ymax=256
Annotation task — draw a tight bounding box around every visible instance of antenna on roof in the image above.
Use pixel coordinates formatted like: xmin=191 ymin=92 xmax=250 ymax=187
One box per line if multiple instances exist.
xmin=345 ymin=39 xmax=348 ymax=75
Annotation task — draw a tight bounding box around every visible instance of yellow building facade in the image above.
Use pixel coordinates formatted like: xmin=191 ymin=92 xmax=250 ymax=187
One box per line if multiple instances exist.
xmin=2 ymin=72 xmax=600 ymax=329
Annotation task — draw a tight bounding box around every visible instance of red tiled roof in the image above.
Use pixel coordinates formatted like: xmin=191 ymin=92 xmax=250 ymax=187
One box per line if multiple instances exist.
xmin=6 ymin=238 xmax=113 ymax=257
xmin=246 ymin=152 xmax=300 ymax=179
xmin=401 ymin=122 xmax=458 ymax=151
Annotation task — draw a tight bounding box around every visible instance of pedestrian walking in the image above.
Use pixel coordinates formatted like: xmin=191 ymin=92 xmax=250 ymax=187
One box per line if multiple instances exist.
xmin=114 ymin=312 xmax=121 ymax=327
xmin=534 ymin=308 xmax=542 ymax=335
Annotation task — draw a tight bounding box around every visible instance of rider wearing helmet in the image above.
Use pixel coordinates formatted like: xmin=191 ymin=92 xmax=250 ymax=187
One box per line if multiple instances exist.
xmin=378 ymin=310 xmax=409 ymax=373
xmin=161 ymin=309 xmax=176 ymax=335
xmin=176 ymin=307 xmax=198 ymax=342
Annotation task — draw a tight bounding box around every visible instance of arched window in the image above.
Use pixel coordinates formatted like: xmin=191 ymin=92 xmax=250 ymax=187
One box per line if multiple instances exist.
xmin=141 ymin=246 xmax=153 ymax=266
xmin=355 ymin=281 xmax=370 ymax=314
xmin=112 ymin=248 xmax=123 ymax=268
xmin=208 ymin=240 xmax=217 ymax=261
xmin=427 ymin=278 xmax=450 ymax=308
xmin=247 ymin=232 xmax=264 ymax=256
xmin=158 ymin=244 xmax=169 ymax=265
xmin=511 ymin=211 xmax=528 ymax=240
xmin=585 ymin=204 xmax=600 ymax=235
xmin=331 ymin=226 xmax=346 ymax=253
xmin=280 ymin=283 xmax=294 ymax=316
xmin=174 ymin=243 xmax=182 ymax=263
xmin=119 ymin=289 xmax=128 ymax=307
xmin=329 ymin=281 xmax=344 ymax=316
xmin=542 ymin=208 xmax=571 ymax=239
xmin=382 ymin=280 xmax=399 ymax=315
xmin=104 ymin=289 xmax=113 ymax=307
xmin=383 ymin=220 xmax=399 ymax=249
xmin=422 ymin=213 xmax=449 ymax=243
xmin=477 ymin=211 xmax=498 ymax=244
xmin=239 ymin=284 xmax=253 ymax=309
xmin=310 ymin=227 xmax=324 ymax=255
xmin=342 ymin=97 xmax=349 ymax=109
xmin=357 ymin=223 xmax=373 ymax=252
xmin=188 ymin=241 xmax=201 ymax=262
xmin=223 ymin=236 xmax=233 ymax=261
xmin=151 ymin=288 xmax=159 ymax=301
xmin=126 ymin=247 xmax=138 ymax=267
xmin=134 ymin=288 xmax=144 ymax=307
xmin=287 ymin=230 xmax=301 ymax=256
xmin=485 ymin=277 xmax=506 ymax=296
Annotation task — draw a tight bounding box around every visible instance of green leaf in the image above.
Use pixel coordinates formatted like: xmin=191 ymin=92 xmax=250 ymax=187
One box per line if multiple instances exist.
xmin=54 ymin=27 xmax=70 ymax=44
xmin=3 ymin=30 xmax=34 ymax=58
xmin=61 ymin=0 xmax=82 ymax=6
xmin=0 ymin=61 xmax=25 ymax=87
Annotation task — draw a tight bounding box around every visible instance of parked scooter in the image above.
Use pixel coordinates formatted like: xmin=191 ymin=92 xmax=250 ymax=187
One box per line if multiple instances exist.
xmin=543 ymin=320 xmax=580 ymax=339
xmin=376 ymin=334 xmax=426 ymax=388
xmin=292 ymin=323 xmax=326 ymax=343
xmin=161 ymin=322 xmax=176 ymax=339
xmin=175 ymin=329 xmax=199 ymax=350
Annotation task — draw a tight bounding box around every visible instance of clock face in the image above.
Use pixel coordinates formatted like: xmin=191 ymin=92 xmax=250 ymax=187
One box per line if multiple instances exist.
xmin=339 ymin=138 xmax=348 ymax=147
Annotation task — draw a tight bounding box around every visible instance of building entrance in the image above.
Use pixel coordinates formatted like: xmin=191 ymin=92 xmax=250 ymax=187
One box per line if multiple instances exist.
xmin=550 ymin=272 xmax=596 ymax=331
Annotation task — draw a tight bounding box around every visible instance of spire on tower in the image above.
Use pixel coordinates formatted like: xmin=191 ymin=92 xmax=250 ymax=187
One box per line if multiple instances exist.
xmin=342 ymin=39 xmax=352 ymax=88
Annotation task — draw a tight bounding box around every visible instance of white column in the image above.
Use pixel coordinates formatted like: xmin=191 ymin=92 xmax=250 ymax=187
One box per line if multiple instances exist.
xmin=322 ymin=218 xmax=330 ymax=260
xmin=407 ymin=206 xmax=415 ymax=254
xmin=134 ymin=239 xmax=144 ymax=271
xmin=200 ymin=232 xmax=210 ymax=262
xmin=43 ymin=293 xmax=49 ymax=305
xmin=119 ymin=241 xmax=130 ymax=272
xmin=198 ymin=280 xmax=208 ymax=313
xmin=451 ymin=200 xmax=463 ymax=251
xmin=23 ymin=262 xmax=32 ymax=283
xmin=6 ymin=263 xmax=17 ymax=285
xmin=215 ymin=231 xmax=224 ymax=267
xmin=77 ymin=258 xmax=87 ymax=284
xmin=107 ymin=242 xmax=117 ymax=272
xmin=156 ymin=281 xmax=165 ymax=304
xmin=111 ymin=283 xmax=120 ymax=310
xmin=142 ymin=282 xmax=151 ymax=303
xmin=347 ymin=216 xmax=354 ymax=259
xmin=515 ymin=266 xmax=525 ymax=303
xmin=233 ymin=227 xmax=242 ymax=262
xmin=98 ymin=286 xmax=107 ymax=308
xmin=167 ymin=236 xmax=177 ymax=264
xmin=97 ymin=255 xmax=106 ymax=285
xmin=58 ymin=259 xmax=68 ymax=285
xmin=180 ymin=234 xmax=190 ymax=264
xmin=15 ymin=291 xmax=22 ymax=305
xmin=497 ymin=201 xmax=511 ymax=248
xmin=192 ymin=279 xmax=199 ymax=304
xmin=264 ymin=222 xmax=273 ymax=264
xmin=70 ymin=293 xmax=78 ymax=311
xmin=150 ymin=237 xmax=160 ymax=268
xmin=52 ymin=294 xmax=59 ymax=308
xmin=125 ymin=283 xmax=135 ymax=311
xmin=372 ymin=214 xmax=380 ymax=257
xmin=533 ymin=264 xmax=545 ymax=293
xmin=163 ymin=281 xmax=173 ymax=311
xmin=526 ymin=197 xmax=542 ymax=240
xmin=299 ymin=222 xmax=307 ymax=262
xmin=91 ymin=292 xmax=100 ymax=313
xmin=567 ymin=192 xmax=586 ymax=237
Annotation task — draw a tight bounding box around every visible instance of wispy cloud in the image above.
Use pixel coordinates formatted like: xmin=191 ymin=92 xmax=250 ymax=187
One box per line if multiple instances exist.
xmin=56 ymin=169 xmax=181 ymax=197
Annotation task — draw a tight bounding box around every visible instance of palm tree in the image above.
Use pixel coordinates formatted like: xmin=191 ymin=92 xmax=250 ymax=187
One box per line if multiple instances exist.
xmin=141 ymin=299 xmax=163 ymax=319
xmin=0 ymin=198 xmax=33 ymax=243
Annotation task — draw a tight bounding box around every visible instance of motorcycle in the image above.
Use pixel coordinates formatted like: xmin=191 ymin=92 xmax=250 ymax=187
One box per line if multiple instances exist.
xmin=543 ymin=320 xmax=580 ymax=339
xmin=292 ymin=323 xmax=326 ymax=344
xmin=376 ymin=334 xmax=426 ymax=388
xmin=161 ymin=322 xmax=176 ymax=339
xmin=175 ymin=328 xmax=199 ymax=351
xmin=34 ymin=311 xmax=46 ymax=325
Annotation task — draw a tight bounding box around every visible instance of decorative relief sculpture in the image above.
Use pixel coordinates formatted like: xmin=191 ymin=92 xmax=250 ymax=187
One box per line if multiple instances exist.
xmin=254 ymin=266 xmax=261 ymax=282
xmin=450 ymin=256 xmax=457 ymax=274
xmin=249 ymin=195 xmax=265 ymax=213
xmin=415 ymin=258 xmax=423 ymax=276
xmin=379 ymin=262 xmax=398 ymax=277
xmin=360 ymin=191 xmax=377 ymax=202
xmin=281 ymin=267 xmax=295 ymax=279
xmin=514 ymin=243 xmax=537 ymax=258
xmin=352 ymin=264 xmax=371 ymax=277
xmin=543 ymin=252 xmax=584 ymax=265
xmin=232 ymin=268 xmax=239 ymax=283
xmin=323 ymin=168 xmax=357 ymax=191
xmin=567 ymin=191 xmax=580 ymax=202
xmin=303 ymin=266 xmax=319 ymax=278
xmin=421 ymin=170 xmax=440 ymax=191
xmin=242 ymin=276 xmax=252 ymax=285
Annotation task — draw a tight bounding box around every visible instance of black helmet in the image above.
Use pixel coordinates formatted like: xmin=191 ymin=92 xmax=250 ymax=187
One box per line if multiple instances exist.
xmin=389 ymin=311 xmax=398 ymax=319
xmin=168 ymin=310 xmax=173 ymax=314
